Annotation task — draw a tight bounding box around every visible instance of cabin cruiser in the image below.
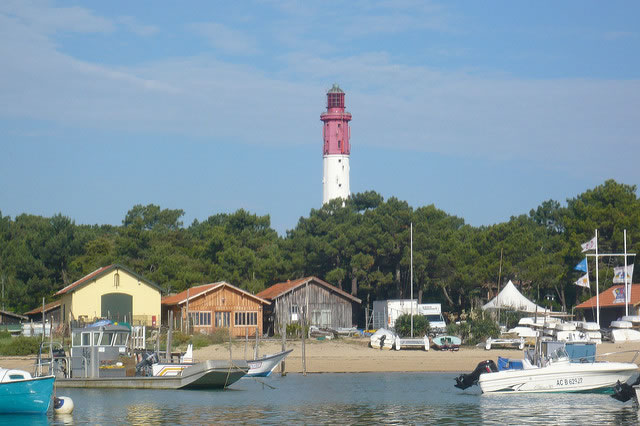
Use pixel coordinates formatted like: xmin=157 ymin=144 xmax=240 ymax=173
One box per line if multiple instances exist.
xmin=455 ymin=338 xmax=639 ymax=394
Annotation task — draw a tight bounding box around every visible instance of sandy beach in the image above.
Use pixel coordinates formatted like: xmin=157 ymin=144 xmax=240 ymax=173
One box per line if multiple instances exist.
xmin=3 ymin=338 xmax=639 ymax=374
xmin=192 ymin=337 xmax=640 ymax=374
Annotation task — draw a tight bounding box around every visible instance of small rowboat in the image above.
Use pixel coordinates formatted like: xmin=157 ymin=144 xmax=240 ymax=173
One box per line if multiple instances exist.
xmin=432 ymin=335 xmax=461 ymax=351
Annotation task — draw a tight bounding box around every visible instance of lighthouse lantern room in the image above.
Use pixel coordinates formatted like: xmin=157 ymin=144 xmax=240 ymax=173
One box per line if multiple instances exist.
xmin=321 ymin=84 xmax=352 ymax=204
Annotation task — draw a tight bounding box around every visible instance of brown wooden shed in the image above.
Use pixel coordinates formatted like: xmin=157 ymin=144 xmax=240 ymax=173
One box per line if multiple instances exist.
xmin=257 ymin=276 xmax=362 ymax=335
xmin=162 ymin=282 xmax=270 ymax=337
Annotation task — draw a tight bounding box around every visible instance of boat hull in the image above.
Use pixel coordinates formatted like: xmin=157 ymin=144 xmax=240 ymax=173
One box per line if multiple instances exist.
xmin=246 ymin=350 xmax=293 ymax=377
xmin=478 ymin=362 xmax=638 ymax=393
xmin=0 ymin=375 xmax=55 ymax=414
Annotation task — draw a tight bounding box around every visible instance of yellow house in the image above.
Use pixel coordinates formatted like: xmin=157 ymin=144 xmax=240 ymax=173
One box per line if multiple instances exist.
xmin=55 ymin=264 xmax=162 ymax=327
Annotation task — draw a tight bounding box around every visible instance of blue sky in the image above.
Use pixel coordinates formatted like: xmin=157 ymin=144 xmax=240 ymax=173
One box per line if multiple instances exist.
xmin=1 ymin=1 xmax=639 ymax=234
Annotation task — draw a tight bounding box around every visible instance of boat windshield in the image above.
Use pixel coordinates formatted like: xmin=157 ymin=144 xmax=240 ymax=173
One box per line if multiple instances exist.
xmin=114 ymin=332 xmax=128 ymax=346
xmin=100 ymin=332 xmax=115 ymax=346
xmin=549 ymin=347 xmax=569 ymax=362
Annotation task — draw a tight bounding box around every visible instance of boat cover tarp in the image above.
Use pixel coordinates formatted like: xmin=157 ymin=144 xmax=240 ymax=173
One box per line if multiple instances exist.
xmin=482 ymin=280 xmax=547 ymax=313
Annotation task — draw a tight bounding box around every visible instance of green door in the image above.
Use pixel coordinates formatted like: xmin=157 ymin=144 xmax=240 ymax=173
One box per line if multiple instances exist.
xmin=101 ymin=293 xmax=133 ymax=322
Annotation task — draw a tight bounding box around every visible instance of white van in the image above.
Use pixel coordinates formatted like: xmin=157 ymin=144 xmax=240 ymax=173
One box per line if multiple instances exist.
xmin=418 ymin=304 xmax=447 ymax=332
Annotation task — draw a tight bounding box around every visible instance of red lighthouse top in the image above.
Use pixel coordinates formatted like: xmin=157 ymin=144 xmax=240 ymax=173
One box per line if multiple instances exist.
xmin=320 ymin=84 xmax=351 ymax=155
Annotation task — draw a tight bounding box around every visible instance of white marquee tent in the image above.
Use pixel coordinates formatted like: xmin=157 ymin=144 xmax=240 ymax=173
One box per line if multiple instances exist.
xmin=482 ymin=280 xmax=548 ymax=313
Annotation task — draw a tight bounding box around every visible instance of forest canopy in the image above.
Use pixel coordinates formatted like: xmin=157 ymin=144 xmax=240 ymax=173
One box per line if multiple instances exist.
xmin=1 ymin=179 xmax=638 ymax=315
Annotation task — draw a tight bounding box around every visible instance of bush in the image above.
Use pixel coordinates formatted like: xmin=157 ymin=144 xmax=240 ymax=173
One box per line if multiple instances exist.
xmin=394 ymin=314 xmax=430 ymax=337
xmin=286 ymin=323 xmax=307 ymax=338
xmin=446 ymin=310 xmax=500 ymax=345
xmin=0 ymin=336 xmax=42 ymax=356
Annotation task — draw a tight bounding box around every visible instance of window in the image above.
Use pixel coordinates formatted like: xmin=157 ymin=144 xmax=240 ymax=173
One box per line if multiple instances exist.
xmin=215 ymin=312 xmax=230 ymax=327
xmin=114 ymin=332 xmax=128 ymax=346
xmin=100 ymin=332 xmax=114 ymax=346
xmin=290 ymin=305 xmax=299 ymax=321
xmin=189 ymin=311 xmax=211 ymax=326
xmin=81 ymin=332 xmax=91 ymax=346
xmin=338 ymin=140 xmax=341 ymax=149
xmin=311 ymin=310 xmax=332 ymax=328
xmin=235 ymin=311 xmax=257 ymax=326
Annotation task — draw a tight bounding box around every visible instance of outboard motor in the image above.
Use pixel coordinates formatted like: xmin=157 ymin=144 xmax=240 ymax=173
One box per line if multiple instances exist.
xmin=454 ymin=360 xmax=498 ymax=390
xmin=611 ymin=375 xmax=640 ymax=403
xmin=135 ymin=351 xmax=159 ymax=376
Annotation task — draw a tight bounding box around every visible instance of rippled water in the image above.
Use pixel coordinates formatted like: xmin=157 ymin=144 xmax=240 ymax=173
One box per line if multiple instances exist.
xmin=15 ymin=373 xmax=640 ymax=424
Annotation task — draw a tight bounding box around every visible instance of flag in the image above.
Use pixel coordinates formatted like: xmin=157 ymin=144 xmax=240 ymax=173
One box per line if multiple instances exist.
xmin=613 ymin=264 xmax=635 ymax=283
xmin=581 ymin=237 xmax=596 ymax=252
xmin=574 ymin=258 xmax=587 ymax=272
xmin=613 ymin=286 xmax=626 ymax=304
xmin=574 ymin=273 xmax=590 ymax=288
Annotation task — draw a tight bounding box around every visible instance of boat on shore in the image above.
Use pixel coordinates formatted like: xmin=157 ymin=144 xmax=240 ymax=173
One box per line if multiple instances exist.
xmin=0 ymin=368 xmax=55 ymax=414
xmin=432 ymin=335 xmax=461 ymax=351
xmin=455 ymin=338 xmax=639 ymax=394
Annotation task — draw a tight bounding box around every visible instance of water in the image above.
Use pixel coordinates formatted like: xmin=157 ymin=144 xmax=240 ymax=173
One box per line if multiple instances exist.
xmin=15 ymin=373 xmax=640 ymax=424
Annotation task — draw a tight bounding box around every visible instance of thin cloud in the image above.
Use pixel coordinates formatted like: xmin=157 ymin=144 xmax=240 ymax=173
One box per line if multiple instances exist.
xmin=118 ymin=16 xmax=159 ymax=37
xmin=0 ymin=0 xmax=114 ymax=34
xmin=189 ymin=22 xmax=258 ymax=55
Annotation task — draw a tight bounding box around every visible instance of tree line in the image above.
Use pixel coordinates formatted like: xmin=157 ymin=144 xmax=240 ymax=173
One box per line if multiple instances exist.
xmin=1 ymin=179 xmax=638 ymax=317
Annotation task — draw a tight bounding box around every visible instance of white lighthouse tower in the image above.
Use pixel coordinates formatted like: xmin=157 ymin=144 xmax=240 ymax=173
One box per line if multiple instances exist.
xmin=321 ymin=84 xmax=352 ymax=204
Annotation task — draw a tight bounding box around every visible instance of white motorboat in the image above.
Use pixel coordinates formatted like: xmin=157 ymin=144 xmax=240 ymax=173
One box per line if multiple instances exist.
xmin=150 ymin=345 xmax=291 ymax=379
xmin=456 ymin=339 xmax=639 ymax=394
xmin=246 ymin=349 xmax=293 ymax=377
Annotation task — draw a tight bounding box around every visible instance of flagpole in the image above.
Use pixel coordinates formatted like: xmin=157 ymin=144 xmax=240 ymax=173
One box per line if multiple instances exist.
xmin=595 ymin=229 xmax=600 ymax=326
xmin=410 ymin=222 xmax=413 ymax=338
xmin=624 ymin=229 xmax=629 ymax=317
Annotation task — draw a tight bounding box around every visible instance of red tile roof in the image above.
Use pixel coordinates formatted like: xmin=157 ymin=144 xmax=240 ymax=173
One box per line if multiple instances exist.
xmin=575 ymin=283 xmax=640 ymax=309
xmin=55 ymin=264 xmax=162 ymax=296
xmin=162 ymin=282 xmax=270 ymax=306
xmin=257 ymin=276 xmax=362 ymax=304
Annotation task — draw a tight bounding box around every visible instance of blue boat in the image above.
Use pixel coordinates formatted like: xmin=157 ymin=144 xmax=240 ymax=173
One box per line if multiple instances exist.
xmin=0 ymin=368 xmax=55 ymax=414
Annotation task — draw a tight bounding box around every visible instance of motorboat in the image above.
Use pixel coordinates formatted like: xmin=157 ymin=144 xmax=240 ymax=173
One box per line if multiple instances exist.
xmin=0 ymin=368 xmax=55 ymax=414
xmin=246 ymin=349 xmax=293 ymax=377
xmin=151 ymin=346 xmax=292 ymax=379
xmin=455 ymin=337 xmax=639 ymax=394
xmin=43 ymin=321 xmax=248 ymax=389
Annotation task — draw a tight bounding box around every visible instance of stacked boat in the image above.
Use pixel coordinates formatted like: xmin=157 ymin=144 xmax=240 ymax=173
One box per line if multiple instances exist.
xmin=610 ymin=316 xmax=640 ymax=343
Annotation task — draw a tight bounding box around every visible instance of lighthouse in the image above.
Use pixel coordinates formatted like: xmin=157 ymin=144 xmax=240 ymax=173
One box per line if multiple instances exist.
xmin=321 ymin=84 xmax=352 ymax=204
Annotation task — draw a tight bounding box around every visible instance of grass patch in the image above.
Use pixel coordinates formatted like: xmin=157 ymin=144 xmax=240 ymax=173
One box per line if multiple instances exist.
xmin=0 ymin=336 xmax=42 ymax=356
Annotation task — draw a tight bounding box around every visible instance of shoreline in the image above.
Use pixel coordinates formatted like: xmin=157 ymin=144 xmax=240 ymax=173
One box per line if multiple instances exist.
xmin=193 ymin=337 xmax=640 ymax=374
xmin=3 ymin=338 xmax=639 ymax=374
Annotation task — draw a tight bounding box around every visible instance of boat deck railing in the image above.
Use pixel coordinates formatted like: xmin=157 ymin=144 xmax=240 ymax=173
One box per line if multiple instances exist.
xmin=36 ymin=355 xmax=88 ymax=379
xmin=577 ymin=349 xmax=640 ymax=364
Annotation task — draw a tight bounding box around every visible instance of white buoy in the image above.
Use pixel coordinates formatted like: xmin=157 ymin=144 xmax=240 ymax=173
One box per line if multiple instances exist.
xmin=54 ymin=396 xmax=74 ymax=414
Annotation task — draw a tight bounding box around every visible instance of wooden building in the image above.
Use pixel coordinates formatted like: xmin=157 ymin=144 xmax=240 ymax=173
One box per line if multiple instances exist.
xmin=257 ymin=276 xmax=362 ymax=335
xmin=0 ymin=310 xmax=28 ymax=334
xmin=55 ymin=264 xmax=162 ymax=327
xmin=23 ymin=300 xmax=61 ymax=324
xmin=162 ymin=282 xmax=270 ymax=337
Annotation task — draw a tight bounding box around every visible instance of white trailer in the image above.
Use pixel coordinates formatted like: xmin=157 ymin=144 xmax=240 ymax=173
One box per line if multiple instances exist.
xmin=372 ymin=299 xmax=418 ymax=330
